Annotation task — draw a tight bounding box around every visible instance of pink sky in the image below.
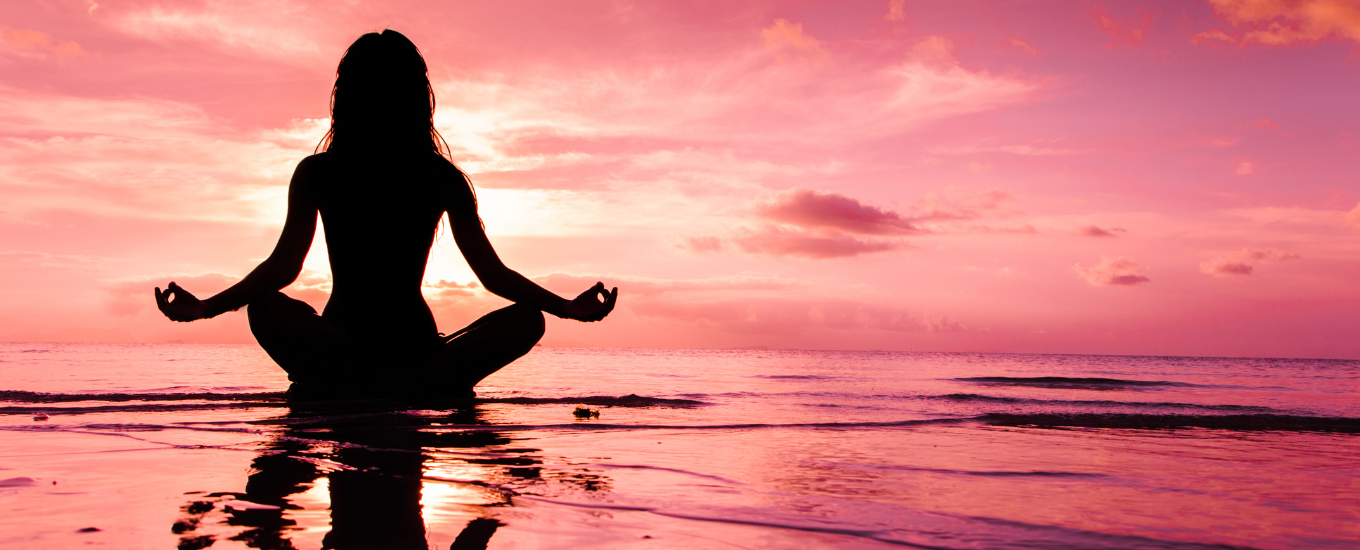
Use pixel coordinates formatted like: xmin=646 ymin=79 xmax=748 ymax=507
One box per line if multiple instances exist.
xmin=2 ymin=0 xmax=1358 ymax=358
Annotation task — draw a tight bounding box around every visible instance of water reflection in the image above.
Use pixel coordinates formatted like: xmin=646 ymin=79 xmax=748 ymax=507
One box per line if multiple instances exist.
xmin=171 ymin=402 xmax=609 ymax=549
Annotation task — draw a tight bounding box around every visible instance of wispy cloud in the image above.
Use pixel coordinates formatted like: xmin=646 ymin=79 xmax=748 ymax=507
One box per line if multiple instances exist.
xmin=105 ymin=0 xmax=348 ymax=65
xmin=1200 ymin=248 xmax=1300 ymax=277
xmin=762 ymin=19 xmax=827 ymax=64
xmin=755 ymin=188 xmax=922 ymax=235
xmin=1074 ymin=256 xmax=1150 ymax=286
xmin=682 ymin=187 xmax=1025 ymax=259
xmin=729 ymin=225 xmax=905 ymax=259
xmin=885 ymin=0 xmax=907 ymax=22
xmin=0 ymin=26 xmax=89 ymax=65
xmin=1090 ymin=4 xmax=1150 ymax=48
xmin=1078 ymin=226 xmax=1125 ymax=237
xmin=1008 ymin=37 xmax=1040 ymax=56
xmin=1196 ymin=0 xmax=1360 ymax=47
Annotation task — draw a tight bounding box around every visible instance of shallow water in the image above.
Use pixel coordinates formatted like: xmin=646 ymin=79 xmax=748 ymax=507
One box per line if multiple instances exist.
xmin=1 ymin=343 xmax=1357 ymax=549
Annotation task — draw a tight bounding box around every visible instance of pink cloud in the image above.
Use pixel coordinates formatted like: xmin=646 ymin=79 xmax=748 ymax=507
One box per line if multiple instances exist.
xmin=676 ymin=235 xmax=724 ymax=253
xmin=533 ymin=273 xmax=796 ymax=297
xmin=761 ymin=19 xmax=827 ymax=64
xmin=911 ymin=188 xmax=1018 ymax=223
xmin=1008 ymin=37 xmax=1040 ymax=57
xmin=1074 ymin=256 xmax=1151 ymax=286
xmin=1200 ymin=248 xmax=1301 ymax=277
xmin=1199 ymin=0 xmax=1360 ymax=46
xmin=684 ymin=187 xmax=1027 ymax=259
xmin=885 ymin=0 xmax=907 ymax=22
xmin=103 ymin=2 xmax=354 ymax=67
xmin=0 ymin=25 xmax=88 ymax=65
xmin=1347 ymin=202 xmax=1360 ymax=227
xmin=1206 ymin=262 xmax=1255 ymax=276
xmin=731 ymin=226 xmax=903 ymax=259
xmin=631 ymin=297 xmax=963 ymax=336
xmin=1078 ymin=226 xmax=1125 ymax=237
xmin=1090 ymin=4 xmax=1150 ymax=48
xmin=910 ymin=36 xmax=958 ymax=67
xmin=424 ymin=279 xmax=480 ymax=290
xmin=755 ymin=188 xmax=921 ymax=235
xmin=1193 ymin=28 xmax=1239 ymax=46
xmin=0 ymin=250 xmax=109 ymax=269
xmin=1235 ymin=160 xmax=1259 ymax=175
xmin=681 ymin=188 xmax=921 ymax=259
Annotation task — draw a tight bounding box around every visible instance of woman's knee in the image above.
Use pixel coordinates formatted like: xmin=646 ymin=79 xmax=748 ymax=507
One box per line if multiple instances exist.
xmin=474 ymin=303 xmax=544 ymax=351
xmin=504 ymin=303 xmax=546 ymax=342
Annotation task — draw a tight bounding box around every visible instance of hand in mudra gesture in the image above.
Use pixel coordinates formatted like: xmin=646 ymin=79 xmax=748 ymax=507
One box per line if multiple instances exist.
xmin=560 ymin=282 xmax=617 ymax=322
xmin=155 ymin=282 xmax=210 ymax=322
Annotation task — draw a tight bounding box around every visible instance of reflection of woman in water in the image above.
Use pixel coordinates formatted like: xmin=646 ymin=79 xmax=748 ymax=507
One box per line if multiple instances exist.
xmin=154 ymin=30 xmax=617 ymax=398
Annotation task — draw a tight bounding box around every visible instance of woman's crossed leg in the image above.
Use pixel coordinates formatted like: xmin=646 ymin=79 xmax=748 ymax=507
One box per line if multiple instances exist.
xmin=247 ymin=292 xmax=544 ymax=400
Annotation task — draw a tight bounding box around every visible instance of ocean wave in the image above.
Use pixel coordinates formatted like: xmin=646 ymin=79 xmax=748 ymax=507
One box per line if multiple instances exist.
xmin=1 ymin=402 xmax=286 ymax=415
xmin=754 ymin=375 xmax=849 ymax=380
xmin=0 ymin=390 xmax=285 ymax=403
xmin=822 ymin=462 xmax=1106 ymax=478
xmin=0 ymin=392 xmax=703 ymax=416
xmin=515 ymin=494 xmax=1263 ymax=550
xmin=931 ymin=393 xmax=1275 ymax=412
xmin=480 ymin=394 xmax=705 ymax=407
xmin=980 ymin=413 xmax=1360 ymax=433
xmin=954 ymin=376 xmax=1195 ymax=390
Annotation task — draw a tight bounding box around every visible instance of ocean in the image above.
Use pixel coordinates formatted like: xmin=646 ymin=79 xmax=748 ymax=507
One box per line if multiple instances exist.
xmin=1 ymin=342 xmax=1356 ymax=549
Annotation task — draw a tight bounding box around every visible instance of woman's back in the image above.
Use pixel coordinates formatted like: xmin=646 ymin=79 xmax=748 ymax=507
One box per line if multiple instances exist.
xmin=307 ymin=151 xmax=468 ymax=350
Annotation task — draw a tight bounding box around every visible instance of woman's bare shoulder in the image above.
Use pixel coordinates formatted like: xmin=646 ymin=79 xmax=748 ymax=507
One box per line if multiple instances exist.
xmin=426 ymin=155 xmax=477 ymax=214
xmin=425 ymin=153 xmax=464 ymax=177
xmin=291 ymin=152 xmax=335 ymax=180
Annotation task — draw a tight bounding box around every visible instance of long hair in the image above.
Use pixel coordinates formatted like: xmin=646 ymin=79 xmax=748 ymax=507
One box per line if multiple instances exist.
xmin=317 ymin=30 xmax=477 ymax=214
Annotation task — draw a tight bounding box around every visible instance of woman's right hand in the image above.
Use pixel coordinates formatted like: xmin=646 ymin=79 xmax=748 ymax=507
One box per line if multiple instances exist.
xmin=560 ymin=282 xmax=618 ymax=322
xmin=155 ymin=282 xmax=210 ymax=322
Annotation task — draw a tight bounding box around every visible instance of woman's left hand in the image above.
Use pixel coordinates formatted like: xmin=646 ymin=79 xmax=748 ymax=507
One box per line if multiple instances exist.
xmin=155 ymin=282 xmax=210 ymax=322
xmin=560 ymin=282 xmax=617 ymax=322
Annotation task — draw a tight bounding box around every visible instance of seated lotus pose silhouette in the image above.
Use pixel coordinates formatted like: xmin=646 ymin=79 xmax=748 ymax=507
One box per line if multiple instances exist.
xmin=155 ymin=30 xmax=617 ymax=399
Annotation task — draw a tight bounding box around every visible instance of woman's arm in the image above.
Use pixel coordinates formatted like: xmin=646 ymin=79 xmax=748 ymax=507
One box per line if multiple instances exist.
xmin=155 ymin=158 xmax=321 ymax=322
xmin=448 ymin=201 xmax=617 ymax=322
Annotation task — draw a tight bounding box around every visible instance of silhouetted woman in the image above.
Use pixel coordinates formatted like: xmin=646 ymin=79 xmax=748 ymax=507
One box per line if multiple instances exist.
xmin=154 ymin=30 xmax=617 ymax=399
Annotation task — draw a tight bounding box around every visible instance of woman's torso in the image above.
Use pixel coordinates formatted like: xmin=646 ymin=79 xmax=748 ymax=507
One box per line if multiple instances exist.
xmin=304 ymin=151 xmax=460 ymax=353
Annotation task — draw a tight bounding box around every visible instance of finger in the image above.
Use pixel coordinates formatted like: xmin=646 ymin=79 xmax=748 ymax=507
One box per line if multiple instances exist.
xmin=601 ymin=288 xmax=618 ymax=313
xmin=155 ymin=286 xmax=191 ymax=322
xmin=599 ymin=289 xmax=619 ymax=320
xmin=586 ymin=289 xmax=617 ymax=322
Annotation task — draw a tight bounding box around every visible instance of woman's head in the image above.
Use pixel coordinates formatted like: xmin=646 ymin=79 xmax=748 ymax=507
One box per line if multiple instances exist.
xmin=319 ymin=30 xmax=447 ymax=155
